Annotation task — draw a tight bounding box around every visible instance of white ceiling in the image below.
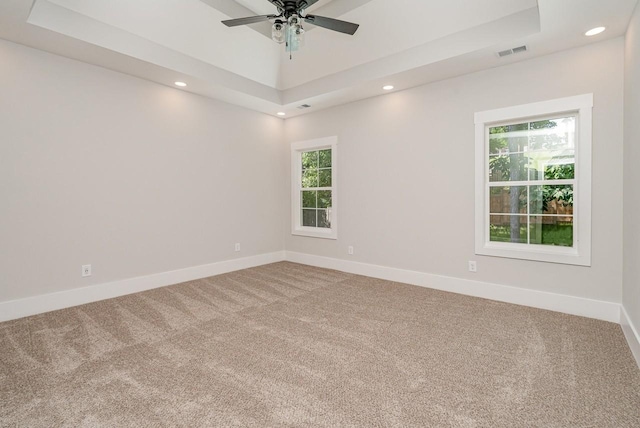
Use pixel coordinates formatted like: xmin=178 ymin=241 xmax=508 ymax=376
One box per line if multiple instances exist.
xmin=0 ymin=0 xmax=637 ymax=118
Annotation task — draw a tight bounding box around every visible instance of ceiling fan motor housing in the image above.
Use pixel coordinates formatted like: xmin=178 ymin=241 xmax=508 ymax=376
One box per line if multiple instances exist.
xmin=282 ymin=1 xmax=308 ymax=18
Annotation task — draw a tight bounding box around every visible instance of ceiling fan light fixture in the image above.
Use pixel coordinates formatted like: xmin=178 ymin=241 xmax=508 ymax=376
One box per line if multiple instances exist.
xmin=286 ymin=15 xmax=305 ymax=53
xmin=272 ymin=20 xmax=285 ymax=44
xmin=288 ymin=14 xmax=300 ymax=27
xmin=288 ymin=27 xmax=305 ymax=52
xmin=220 ymin=1 xmax=360 ymax=57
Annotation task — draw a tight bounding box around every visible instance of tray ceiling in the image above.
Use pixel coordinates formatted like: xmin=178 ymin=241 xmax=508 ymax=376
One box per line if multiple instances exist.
xmin=0 ymin=0 xmax=637 ymax=117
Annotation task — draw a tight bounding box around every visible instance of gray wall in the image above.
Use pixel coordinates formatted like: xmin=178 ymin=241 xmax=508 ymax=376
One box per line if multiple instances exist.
xmin=624 ymin=5 xmax=640 ymax=329
xmin=284 ymin=38 xmax=625 ymax=303
xmin=0 ymin=35 xmax=629 ymax=310
xmin=0 ymin=39 xmax=286 ymax=302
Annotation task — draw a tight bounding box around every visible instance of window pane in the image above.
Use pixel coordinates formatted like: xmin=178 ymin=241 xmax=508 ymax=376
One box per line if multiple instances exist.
xmin=529 ymin=185 xmax=574 ymax=215
xmin=302 ymin=191 xmax=317 ymax=208
xmin=317 ymin=190 xmax=332 ymax=208
xmin=489 ymin=215 xmax=527 ymax=243
xmin=528 ymin=151 xmax=575 ymax=181
xmin=530 ymin=216 xmax=573 ymax=247
xmin=318 ymin=209 xmax=331 ymax=228
xmin=302 ymin=151 xmax=318 ymax=169
xmin=319 ymin=149 xmax=332 ymax=168
xmin=489 ymin=123 xmax=529 ymax=155
xmin=318 ymin=169 xmax=332 ymax=187
xmin=489 ymin=186 xmax=526 ymax=214
xmin=302 ymin=169 xmax=318 ymax=188
xmin=489 ymin=154 xmax=529 ymax=182
xmin=302 ymin=209 xmax=317 ymax=227
xmin=528 ymin=117 xmax=576 ymax=152
xmin=490 ymin=118 xmax=575 ymax=153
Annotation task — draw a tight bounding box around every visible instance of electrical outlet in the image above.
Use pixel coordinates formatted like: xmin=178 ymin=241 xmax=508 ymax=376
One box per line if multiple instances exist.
xmin=468 ymin=261 xmax=477 ymax=273
xmin=82 ymin=264 xmax=92 ymax=277
xmin=235 ymin=243 xmax=241 ymax=252
xmin=348 ymin=246 xmax=354 ymax=255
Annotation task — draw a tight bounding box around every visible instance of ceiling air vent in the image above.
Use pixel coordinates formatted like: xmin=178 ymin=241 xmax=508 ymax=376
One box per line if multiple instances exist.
xmin=297 ymin=104 xmax=312 ymax=109
xmin=497 ymin=45 xmax=528 ymax=58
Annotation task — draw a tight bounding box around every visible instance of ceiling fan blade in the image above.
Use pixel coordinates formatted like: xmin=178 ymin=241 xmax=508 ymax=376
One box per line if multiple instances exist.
xmin=304 ymin=15 xmax=359 ymax=35
xmin=222 ymin=15 xmax=277 ymax=27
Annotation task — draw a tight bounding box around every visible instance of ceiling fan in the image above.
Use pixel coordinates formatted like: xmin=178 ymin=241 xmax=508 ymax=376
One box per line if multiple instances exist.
xmin=222 ymin=0 xmax=359 ymax=55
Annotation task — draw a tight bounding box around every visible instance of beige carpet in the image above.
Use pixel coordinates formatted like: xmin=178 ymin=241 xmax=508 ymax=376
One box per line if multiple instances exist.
xmin=1 ymin=262 xmax=639 ymax=427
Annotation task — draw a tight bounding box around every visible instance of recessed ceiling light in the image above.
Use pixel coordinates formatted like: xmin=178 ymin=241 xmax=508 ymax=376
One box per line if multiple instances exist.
xmin=585 ymin=27 xmax=605 ymax=36
xmin=174 ymin=81 xmax=187 ymax=87
xmin=277 ymin=112 xmax=286 ymax=116
xmin=383 ymin=85 xmax=394 ymax=91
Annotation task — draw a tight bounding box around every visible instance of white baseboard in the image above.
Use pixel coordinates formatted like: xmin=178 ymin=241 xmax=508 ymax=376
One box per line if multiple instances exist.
xmin=0 ymin=249 xmax=623 ymax=328
xmin=0 ymin=251 xmax=286 ymax=322
xmin=284 ymin=251 xmax=621 ymax=323
xmin=621 ymin=306 xmax=640 ymax=368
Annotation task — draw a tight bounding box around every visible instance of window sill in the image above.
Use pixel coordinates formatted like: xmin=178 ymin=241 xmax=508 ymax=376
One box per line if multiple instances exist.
xmin=292 ymin=227 xmax=337 ymax=240
xmin=476 ymin=242 xmax=590 ymax=266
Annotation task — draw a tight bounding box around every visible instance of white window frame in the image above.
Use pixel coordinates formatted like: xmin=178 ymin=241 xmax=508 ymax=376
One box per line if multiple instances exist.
xmin=474 ymin=94 xmax=593 ymax=266
xmin=291 ymin=136 xmax=338 ymax=239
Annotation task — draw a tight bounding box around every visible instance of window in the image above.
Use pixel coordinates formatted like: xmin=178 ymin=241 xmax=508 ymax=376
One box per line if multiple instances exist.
xmin=474 ymin=94 xmax=592 ymax=266
xmin=291 ymin=137 xmax=337 ymax=239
